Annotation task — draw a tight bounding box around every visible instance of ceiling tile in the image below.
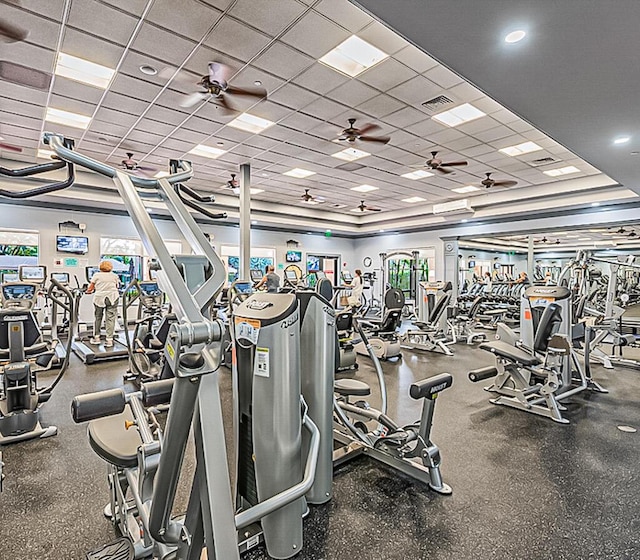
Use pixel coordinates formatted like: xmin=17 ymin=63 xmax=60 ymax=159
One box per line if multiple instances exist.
xmin=423 ymin=65 xmax=463 ymax=89
xmin=252 ymin=42 xmax=315 ymax=80
xmin=147 ymin=0 xmax=222 ymax=39
xmin=102 ymin=91 xmax=151 ymax=115
xmin=204 ymin=16 xmax=272 ymax=62
xmin=51 ymin=76 xmax=104 ymax=105
xmin=183 ymin=46 xmax=244 ymax=79
xmin=0 ymin=81 xmax=49 ymax=106
xmin=447 ymin=81 xmax=484 ymax=103
xmin=456 ymin=116 xmax=501 ymax=135
xmin=2 ymin=42 xmax=55 ymax=75
xmin=470 ymin=96 xmax=504 ymax=115
xmin=356 ymin=94 xmax=404 ymax=118
xmin=249 ymin=100 xmax=294 ymax=122
xmin=111 ymin=74 xmax=163 ymax=102
xmin=281 ymin=11 xmax=350 ymax=58
xmin=358 ymin=57 xmax=418 ymax=92
xmin=48 ymin=94 xmax=95 ymax=116
xmin=473 ymin=126 xmax=514 ymax=143
xmin=383 ymin=106 xmax=432 ymax=128
xmin=94 ymin=107 xmax=140 ymax=128
xmin=99 ymin=0 xmax=150 ymax=17
xmin=131 ymin=23 xmax=198 ymax=66
xmin=68 ymin=0 xmax=138 ymax=46
xmin=230 ymin=0 xmax=307 ymax=37
xmin=268 ymin=83 xmax=318 ymax=111
xmin=2 ymin=4 xmax=60 ymax=49
xmin=404 ymin=118 xmax=445 ymax=137
xmin=326 ymin=79 xmax=378 ymax=107
xmin=393 ymin=45 xmax=439 ymax=74
xmin=145 ymin=106 xmax=192 ymax=126
xmin=280 ymin=112 xmax=326 ymax=133
xmin=357 ymin=20 xmax=407 ymax=55
xmin=301 ymin=97 xmax=348 ymax=121
xmin=313 ymin=0 xmax=372 ymax=32
xmin=62 ymin=28 xmax=126 ymax=68
xmin=388 ymin=75 xmax=442 ymax=106
xmin=296 ymin=63 xmax=349 ymax=95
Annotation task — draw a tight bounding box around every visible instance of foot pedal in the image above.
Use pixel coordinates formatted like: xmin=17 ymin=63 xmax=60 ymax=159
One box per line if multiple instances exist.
xmin=86 ymin=538 xmax=134 ymax=560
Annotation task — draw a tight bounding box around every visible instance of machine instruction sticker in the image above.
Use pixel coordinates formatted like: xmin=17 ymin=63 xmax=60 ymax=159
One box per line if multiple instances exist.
xmin=253 ymin=347 xmax=270 ymax=378
xmin=531 ymin=297 xmax=555 ymax=307
xmin=234 ymin=317 xmax=261 ymax=345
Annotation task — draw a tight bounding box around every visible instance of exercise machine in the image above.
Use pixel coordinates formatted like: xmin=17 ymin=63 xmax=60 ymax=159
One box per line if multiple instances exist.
xmin=469 ymin=286 xmax=606 ymax=423
xmin=334 ymin=317 xmax=453 ymax=494
xmin=354 ymin=288 xmax=404 ymax=360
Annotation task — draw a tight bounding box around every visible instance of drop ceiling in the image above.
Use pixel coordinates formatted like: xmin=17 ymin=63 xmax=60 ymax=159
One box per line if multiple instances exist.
xmin=0 ymin=0 xmax=636 ymax=235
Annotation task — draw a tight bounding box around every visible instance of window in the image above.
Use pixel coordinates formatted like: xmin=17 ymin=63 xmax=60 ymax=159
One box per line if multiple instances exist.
xmin=0 ymin=230 xmax=39 ymax=278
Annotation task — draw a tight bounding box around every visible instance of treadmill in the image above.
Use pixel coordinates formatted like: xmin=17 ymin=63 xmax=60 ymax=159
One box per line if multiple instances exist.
xmin=71 ymin=266 xmax=130 ymax=365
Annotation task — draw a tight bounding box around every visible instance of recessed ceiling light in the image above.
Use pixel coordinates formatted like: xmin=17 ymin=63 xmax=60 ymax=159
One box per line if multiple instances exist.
xmin=402 ymin=196 xmax=426 ymax=203
xmin=351 ymin=184 xmax=378 ymax=193
xmin=228 ymin=112 xmax=275 ymax=134
xmin=188 ymin=144 xmax=226 ymax=159
xmin=319 ymin=35 xmax=388 ymax=77
xmin=254 ymin=80 xmax=262 ymax=86
xmin=216 ymin=142 xmax=224 ymax=146
xmin=461 ymin=219 xmax=468 ymax=223
xmin=543 ymin=165 xmax=580 ymax=177
xmin=37 ymin=149 xmax=56 ymax=159
xmin=251 ymin=220 xmax=258 ymax=225
xmin=504 ymin=30 xmax=526 ymax=43
xmin=613 ymin=136 xmax=631 ymax=145
xmin=401 ymin=170 xmax=434 ymax=180
xmin=139 ymin=64 xmax=158 ymax=76
xmin=379 ymin=229 xmax=385 ymax=233
xmin=452 ymin=185 xmax=480 ymax=194
xmin=154 ymin=171 xmax=170 ymax=178
xmin=45 ymin=107 xmax=92 ymax=129
xmin=432 ymin=103 xmax=486 ymax=127
xmin=591 ymin=202 xmax=601 ymax=207
xmin=55 ymin=52 xmax=115 ymax=89
xmin=499 ymin=141 xmax=543 ymax=156
xmin=332 ymin=147 xmax=370 ymax=162
xmin=283 ymin=168 xmax=316 ymax=179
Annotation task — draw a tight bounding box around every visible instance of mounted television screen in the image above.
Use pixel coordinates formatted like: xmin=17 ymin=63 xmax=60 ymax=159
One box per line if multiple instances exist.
xmin=467 ymin=260 xmax=476 ymax=269
xmin=56 ymin=235 xmax=89 ymax=255
xmin=493 ymin=263 xmax=502 ymax=270
xmin=286 ymin=250 xmax=302 ymax=263
xmin=19 ymin=265 xmax=47 ymax=282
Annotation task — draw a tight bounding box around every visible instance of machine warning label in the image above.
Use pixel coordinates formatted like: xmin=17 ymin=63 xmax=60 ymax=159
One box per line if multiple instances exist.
xmin=254 ymin=347 xmax=269 ymax=378
xmin=235 ymin=317 xmax=261 ymax=345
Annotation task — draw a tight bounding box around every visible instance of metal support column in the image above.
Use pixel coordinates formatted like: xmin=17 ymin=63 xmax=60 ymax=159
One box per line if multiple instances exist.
xmin=527 ymin=235 xmax=534 ymax=280
xmin=442 ymin=239 xmax=459 ymax=300
xmin=239 ymin=163 xmax=251 ymax=281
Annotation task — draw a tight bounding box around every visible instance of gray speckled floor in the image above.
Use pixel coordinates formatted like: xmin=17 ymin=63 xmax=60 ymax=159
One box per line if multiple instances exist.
xmin=0 ymin=342 xmax=638 ymax=560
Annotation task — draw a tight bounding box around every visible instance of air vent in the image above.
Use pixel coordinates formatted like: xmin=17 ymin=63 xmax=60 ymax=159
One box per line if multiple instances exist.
xmin=529 ymin=156 xmax=561 ymax=167
xmin=422 ymin=95 xmax=454 ymax=112
xmin=331 ymin=203 xmax=347 ymax=209
xmin=335 ymin=162 xmax=365 ymax=172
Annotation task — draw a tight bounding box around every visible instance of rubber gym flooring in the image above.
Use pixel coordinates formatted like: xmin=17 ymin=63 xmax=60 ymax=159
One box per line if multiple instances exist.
xmin=0 ymin=341 xmax=638 ymax=560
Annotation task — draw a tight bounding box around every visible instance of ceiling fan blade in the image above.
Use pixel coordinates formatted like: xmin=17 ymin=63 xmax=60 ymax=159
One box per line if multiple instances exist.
xmin=435 ymin=166 xmax=454 ymax=174
xmin=493 ymin=180 xmax=518 ymax=187
xmin=136 ymin=165 xmax=157 ymax=172
xmin=409 ymin=163 xmax=427 ymax=169
xmin=0 ymin=19 xmax=29 ymax=43
xmin=359 ymin=135 xmax=390 ymax=144
xmin=180 ymin=91 xmax=208 ymax=108
xmin=369 ymin=207 xmax=382 ymax=212
xmin=214 ymin=93 xmax=238 ymax=115
xmin=225 ymin=84 xmax=267 ymax=99
xmin=0 ymin=141 xmax=23 ymax=152
xmin=440 ymin=161 xmax=468 ymax=167
xmin=356 ymin=123 xmax=380 ymax=135
xmin=208 ymin=61 xmax=234 ymax=85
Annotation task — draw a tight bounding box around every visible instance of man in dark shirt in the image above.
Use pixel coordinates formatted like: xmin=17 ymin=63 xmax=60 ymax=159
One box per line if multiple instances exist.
xmin=256 ymin=265 xmax=281 ymax=293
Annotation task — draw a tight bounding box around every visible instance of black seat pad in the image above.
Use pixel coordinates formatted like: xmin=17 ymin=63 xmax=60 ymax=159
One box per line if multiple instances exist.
xmin=479 ymin=340 xmax=542 ymax=366
xmin=148 ymin=338 xmax=164 ymax=350
xmin=335 ymin=378 xmax=371 ymax=397
xmin=88 ymin=406 xmax=142 ymax=468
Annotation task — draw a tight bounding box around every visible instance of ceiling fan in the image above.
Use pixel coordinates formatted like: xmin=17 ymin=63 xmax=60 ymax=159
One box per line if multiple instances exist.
xmin=178 ymin=62 xmax=267 ymax=111
xmin=0 ymin=138 xmax=22 ymax=152
xmin=336 ymin=118 xmax=390 ymax=144
xmin=481 ymin=172 xmax=518 ymax=188
xmin=221 ymin=173 xmax=240 ymax=194
xmin=301 ymin=189 xmax=325 ymax=204
xmin=413 ymin=151 xmax=468 ymax=174
xmin=356 ymin=200 xmax=381 ymax=212
xmin=120 ymin=153 xmax=156 ymax=174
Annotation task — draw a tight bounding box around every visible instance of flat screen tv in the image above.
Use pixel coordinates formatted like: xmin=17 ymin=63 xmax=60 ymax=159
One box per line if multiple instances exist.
xmin=56 ymin=235 xmax=89 ymax=255
xmin=286 ymin=250 xmax=302 ymax=263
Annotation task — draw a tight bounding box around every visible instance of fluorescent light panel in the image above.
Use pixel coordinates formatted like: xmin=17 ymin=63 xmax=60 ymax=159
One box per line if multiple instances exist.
xmin=319 ymin=35 xmax=388 ymax=77
xmin=402 ymin=196 xmax=426 ymax=203
xmin=332 ymin=147 xmax=370 ymax=162
xmin=401 ymin=170 xmax=434 ymax=180
xmin=45 ymin=107 xmax=91 ymax=129
xmin=543 ymin=165 xmax=580 ymax=177
xmin=55 ymin=52 xmax=115 ymax=89
xmin=432 ymin=103 xmax=486 ymax=127
xmin=227 ymin=113 xmax=275 ymax=134
xmin=499 ymin=141 xmax=543 ymax=156
xmin=283 ymin=168 xmax=315 ymax=178
xmin=350 ymin=184 xmax=378 ymax=193
xmin=188 ymin=144 xmax=226 ymax=159
xmin=452 ymin=185 xmax=480 ymax=194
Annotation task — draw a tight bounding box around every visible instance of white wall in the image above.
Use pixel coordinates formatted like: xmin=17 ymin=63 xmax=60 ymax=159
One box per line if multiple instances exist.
xmin=0 ymin=204 xmax=356 ymax=282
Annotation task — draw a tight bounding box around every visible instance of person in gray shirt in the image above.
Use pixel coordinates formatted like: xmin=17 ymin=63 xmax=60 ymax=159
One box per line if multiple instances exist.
xmin=256 ymin=265 xmax=280 ymax=293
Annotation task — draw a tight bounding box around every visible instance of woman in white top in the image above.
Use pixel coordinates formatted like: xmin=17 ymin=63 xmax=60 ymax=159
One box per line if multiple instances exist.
xmin=86 ymin=260 xmax=121 ymax=347
xmin=348 ymin=269 xmax=364 ymax=309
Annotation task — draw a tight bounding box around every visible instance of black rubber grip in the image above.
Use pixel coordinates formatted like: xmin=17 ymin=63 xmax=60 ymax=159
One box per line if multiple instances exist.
xmin=468 ymin=366 xmax=499 ymax=382
xmin=410 ymin=373 xmax=453 ymax=400
xmin=142 ymin=378 xmax=174 ymax=407
xmin=71 ymin=388 xmax=125 ymax=423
